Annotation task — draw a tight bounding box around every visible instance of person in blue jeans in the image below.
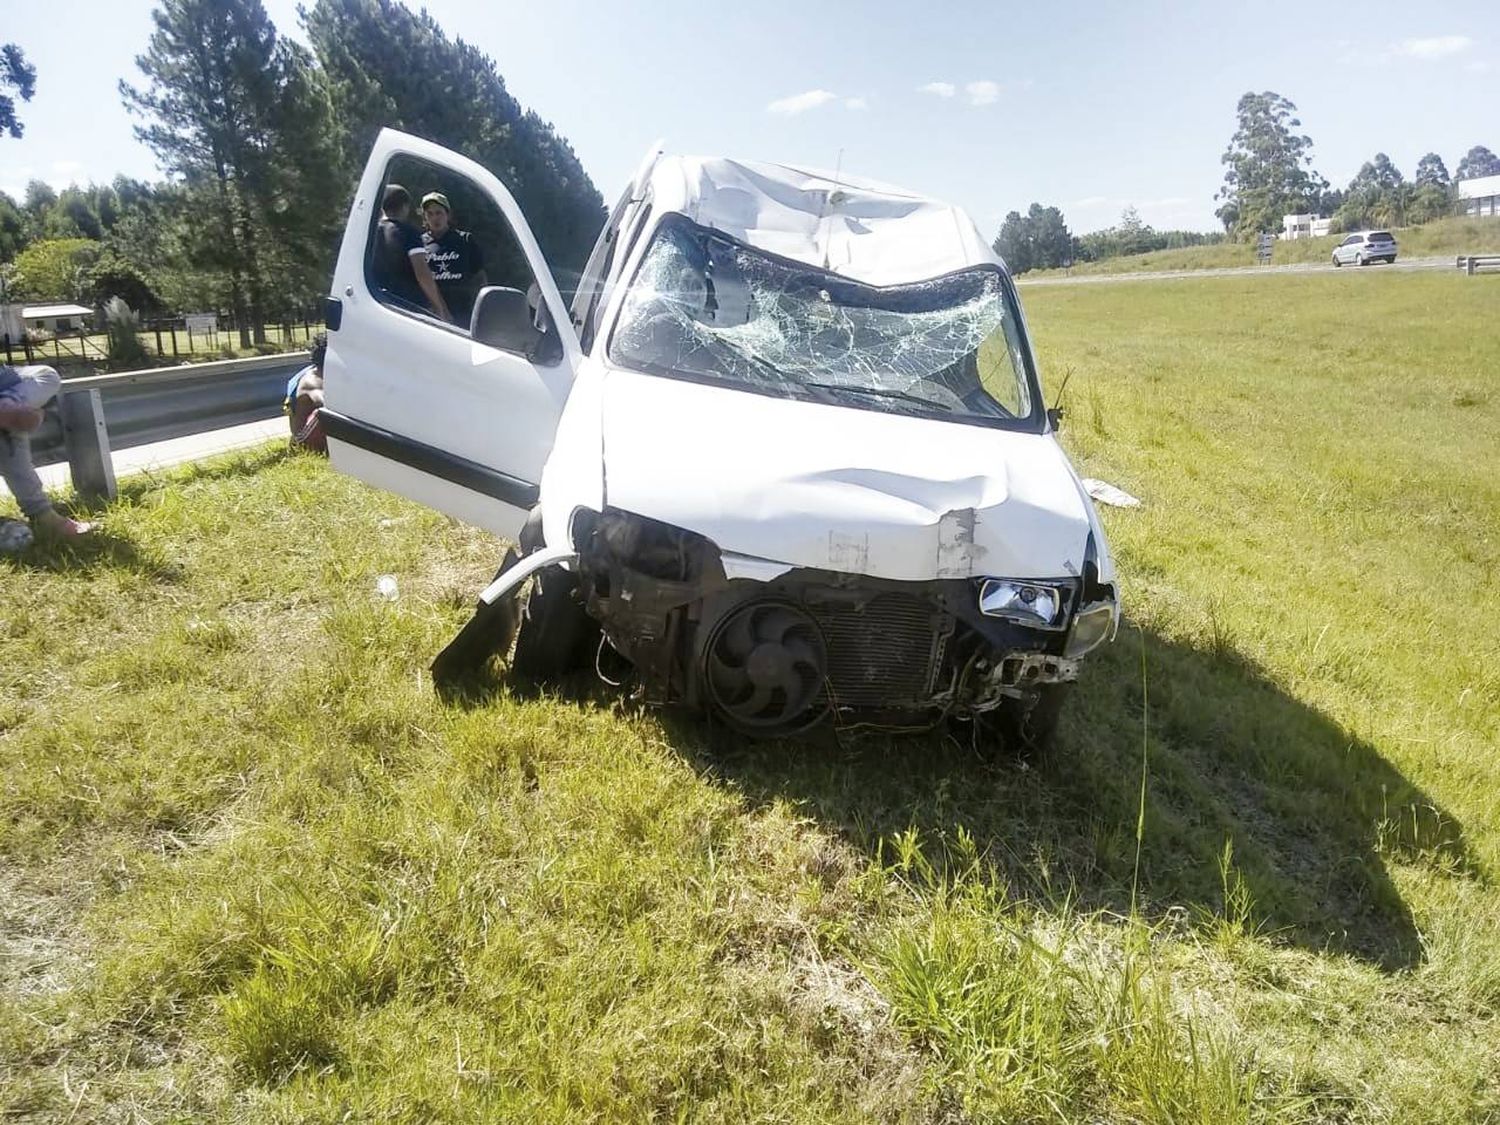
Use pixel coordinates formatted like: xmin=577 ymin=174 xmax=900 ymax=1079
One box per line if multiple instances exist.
xmin=0 ymin=364 xmax=94 ymax=538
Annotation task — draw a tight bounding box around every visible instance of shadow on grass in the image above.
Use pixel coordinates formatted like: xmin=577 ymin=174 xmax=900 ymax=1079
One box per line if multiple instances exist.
xmin=1 ymin=521 xmax=184 ymax=582
xmin=660 ymin=623 xmax=1477 ymax=970
xmin=2 ymin=444 xmax=295 ymax=580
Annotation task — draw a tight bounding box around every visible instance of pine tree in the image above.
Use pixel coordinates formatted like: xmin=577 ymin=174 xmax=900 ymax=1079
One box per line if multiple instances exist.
xmin=121 ymin=0 xmax=339 ymax=345
xmin=303 ymin=0 xmax=605 ymax=280
xmin=0 ymin=44 xmax=36 ymax=139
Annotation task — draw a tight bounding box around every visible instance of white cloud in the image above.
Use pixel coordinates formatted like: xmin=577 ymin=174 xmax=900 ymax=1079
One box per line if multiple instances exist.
xmin=844 ymin=96 xmax=868 ymax=111
xmin=1465 ymin=59 xmax=1491 ymax=72
xmin=1394 ymin=35 xmax=1474 ymax=59
xmin=766 ymin=89 xmax=839 ymax=115
xmin=918 ymin=81 xmax=956 ymax=98
xmin=965 ymin=80 xmax=1001 ymax=106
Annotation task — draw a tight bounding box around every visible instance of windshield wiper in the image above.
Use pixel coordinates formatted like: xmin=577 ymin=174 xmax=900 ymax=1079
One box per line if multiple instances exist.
xmin=803 ymin=382 xmax=954 ymax=412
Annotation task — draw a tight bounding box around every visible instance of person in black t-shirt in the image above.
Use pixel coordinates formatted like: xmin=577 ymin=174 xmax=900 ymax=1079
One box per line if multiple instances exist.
xmin=371 ymin=184 xmax=451 ymax=321
xmin=420 ymin=192 xmax=489 ymax=329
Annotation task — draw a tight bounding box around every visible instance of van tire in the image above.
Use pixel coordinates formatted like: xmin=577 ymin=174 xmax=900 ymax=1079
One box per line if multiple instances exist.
xmin=511 ymin=565 xmax=596 ymax=682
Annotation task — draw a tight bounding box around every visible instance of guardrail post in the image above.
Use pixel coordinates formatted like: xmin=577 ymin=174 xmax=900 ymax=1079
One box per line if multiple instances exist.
xmin=60 ymin=389 xmax=117 ymax=502
xmin=1467 ymin=257 xmax=1477 ymax=276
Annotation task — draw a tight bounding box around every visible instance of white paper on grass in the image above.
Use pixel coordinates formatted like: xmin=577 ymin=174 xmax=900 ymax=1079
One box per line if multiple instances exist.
xmin=1081 ymin=479 xmax=1141 ymax=508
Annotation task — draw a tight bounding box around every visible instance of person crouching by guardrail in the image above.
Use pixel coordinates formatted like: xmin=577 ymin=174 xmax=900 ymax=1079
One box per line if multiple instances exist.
xmin=0 ymin=365 xmax=95 ymax=539
xmin=284 ymin=332 xmax=327 ymax=454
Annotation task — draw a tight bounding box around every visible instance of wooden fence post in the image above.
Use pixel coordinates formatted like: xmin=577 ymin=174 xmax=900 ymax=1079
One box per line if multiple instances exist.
xmin=59 ymin=389 xmax=117 ymax=502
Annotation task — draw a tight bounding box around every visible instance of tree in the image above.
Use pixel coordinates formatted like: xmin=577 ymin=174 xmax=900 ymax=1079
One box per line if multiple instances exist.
xmin=994 ymin=211 xmax=1032 ymax=273
xmin=1414 ymin=152 xmax=1450 ymax=188
xmin=0 ymin=191 xmax=24 ymax=261
xmin=992 ymin=203 xmax=1075 ymax=274
xmin=1215 ymin=91 xmax=1326 ymax=238
xmin=1455 ymin=145 xmax=1500 ymax=181
xmin=87 ymin=248 xmax=163 ymax=313
xmin=1314 ymin=186 xmax=1345 ymax=217
xmin=121 ymin=0 xmax=341 ymax=345
xmin=9 ymin=238 xmax=101 ymax=301
xmin=0 ymin=44 xmax=36 ymax=139
xmin=1349 ymin=153 xmax=1403 ymax=192
xmin=304 ymin=0 xmax=606 ymax=281
xmin=1116 ymin=206 xmax=1153 ymax=256
xmin=1408 ymin=183 xmax=1454 ymax=224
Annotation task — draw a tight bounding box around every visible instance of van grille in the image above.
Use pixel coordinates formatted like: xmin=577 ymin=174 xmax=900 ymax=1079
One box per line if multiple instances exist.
xmin=809 ymin=593 xmax=948 ymax=710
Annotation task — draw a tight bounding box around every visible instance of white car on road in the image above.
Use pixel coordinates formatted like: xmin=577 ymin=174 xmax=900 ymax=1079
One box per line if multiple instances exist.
xmin=321 ymin=130 xmax=1119 ymax=746
xmin=1332 ymin=230 xmax=1398 ymax=267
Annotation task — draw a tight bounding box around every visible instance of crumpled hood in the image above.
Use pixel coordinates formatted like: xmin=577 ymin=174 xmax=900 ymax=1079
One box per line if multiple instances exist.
xmin=599 ymin=370 xmax=1095 ymax=582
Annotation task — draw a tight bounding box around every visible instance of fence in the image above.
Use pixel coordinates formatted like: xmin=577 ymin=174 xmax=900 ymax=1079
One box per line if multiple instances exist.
xmin=2 ymin=311 xmax=322 ymax=368
xmin=28 ymin=352 xmax=311 ymax=500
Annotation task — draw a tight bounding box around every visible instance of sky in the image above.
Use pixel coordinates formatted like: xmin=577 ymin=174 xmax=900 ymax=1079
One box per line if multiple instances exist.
xmin=2 ymin=0 xmax=1496 ymax=236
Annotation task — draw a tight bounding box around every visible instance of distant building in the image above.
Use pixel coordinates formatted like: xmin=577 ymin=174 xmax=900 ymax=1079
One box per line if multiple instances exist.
xmin=1280 ymin=213 xmax=1333 ymax=240
xmin=1457 ymin=174 xmax=1500 ymax=217
xmin=20 ymin=303 xmax=95 ymax=334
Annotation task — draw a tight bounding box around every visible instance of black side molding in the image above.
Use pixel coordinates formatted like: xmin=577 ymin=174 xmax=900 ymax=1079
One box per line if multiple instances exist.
xmin=319 ymin=409 xmax=539 ymax=509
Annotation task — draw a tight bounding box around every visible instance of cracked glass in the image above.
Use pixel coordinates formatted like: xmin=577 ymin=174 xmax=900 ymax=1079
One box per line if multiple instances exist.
xmin=610 ymin=215 xmax=1037 ymax=427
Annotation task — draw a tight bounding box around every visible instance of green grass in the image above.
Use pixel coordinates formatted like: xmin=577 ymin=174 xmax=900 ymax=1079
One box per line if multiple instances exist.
xmin=1028 ymin=215 xmax=1500 ymax=277
xmin=2 ymin=269 xmax=1498 ymax=1120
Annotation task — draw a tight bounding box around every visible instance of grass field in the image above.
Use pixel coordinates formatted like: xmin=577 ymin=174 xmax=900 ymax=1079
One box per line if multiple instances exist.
xmin=2 ymin=269 xmax=1498 ymax=1121
xmin=1027 ymin=214 xmax=1500 ymax=277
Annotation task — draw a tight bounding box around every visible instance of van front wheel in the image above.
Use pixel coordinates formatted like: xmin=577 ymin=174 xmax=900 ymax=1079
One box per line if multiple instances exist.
xmin=511 ymin=565 xmax=597 ymax=682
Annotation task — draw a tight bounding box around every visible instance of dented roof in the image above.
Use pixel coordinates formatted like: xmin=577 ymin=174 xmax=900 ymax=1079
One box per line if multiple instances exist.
xmin=647 ymin=156 xmax=1000 ymax=288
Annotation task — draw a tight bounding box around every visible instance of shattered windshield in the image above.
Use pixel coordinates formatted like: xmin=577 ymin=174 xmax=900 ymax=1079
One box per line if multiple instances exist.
xmin=609 ymin=214 xmax=1039 ymax=428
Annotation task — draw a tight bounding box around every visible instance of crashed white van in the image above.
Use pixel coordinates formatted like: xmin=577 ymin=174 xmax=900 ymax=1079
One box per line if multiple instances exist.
xmin=322 ymin=130 xmax=1118 ymax=744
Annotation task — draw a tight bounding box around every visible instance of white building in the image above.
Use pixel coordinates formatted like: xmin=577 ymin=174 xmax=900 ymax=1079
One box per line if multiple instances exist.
xmin=1457 ymin=174 xmax=1500 ymax=217
xmin=1281 ymin=213 xmax=1334 ymax=240
xmin=19 ymin=303 xmax=95 ymax=334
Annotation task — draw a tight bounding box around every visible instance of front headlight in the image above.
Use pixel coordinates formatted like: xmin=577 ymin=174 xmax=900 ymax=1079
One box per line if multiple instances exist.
xmin=979 ymin=579 xmax=1066 ymax=630
xmin=1065 ymin=601 xmax=1117 ymax=658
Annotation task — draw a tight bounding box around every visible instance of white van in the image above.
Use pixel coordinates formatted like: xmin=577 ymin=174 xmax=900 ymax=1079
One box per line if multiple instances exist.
xmin=322 ymin=130 xmax=1119 ymax=745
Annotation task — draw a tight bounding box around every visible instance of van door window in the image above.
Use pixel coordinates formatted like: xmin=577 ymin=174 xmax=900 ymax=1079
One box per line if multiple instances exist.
xmin=366 ymin=154 xmax=538 ymax=341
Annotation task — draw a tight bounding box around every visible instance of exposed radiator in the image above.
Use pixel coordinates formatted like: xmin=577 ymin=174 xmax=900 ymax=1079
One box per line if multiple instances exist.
xmin=809 ymin=592 xmax=948 ymax=710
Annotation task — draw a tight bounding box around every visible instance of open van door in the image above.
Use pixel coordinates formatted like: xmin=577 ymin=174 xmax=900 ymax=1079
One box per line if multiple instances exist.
xmin=322 ymin=129 xmax=584 ymax=538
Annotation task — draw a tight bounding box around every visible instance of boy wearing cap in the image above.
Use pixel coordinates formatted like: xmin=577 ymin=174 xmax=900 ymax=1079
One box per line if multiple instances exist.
xmin=421 ymin=192 xmax=488 ymax=329
xmin=373 ymin=184 xmax=451 ymax=322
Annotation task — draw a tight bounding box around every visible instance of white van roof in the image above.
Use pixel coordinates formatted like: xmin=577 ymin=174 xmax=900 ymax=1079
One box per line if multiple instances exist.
xmin=645 ymin=155 xmax=1001 ymax=288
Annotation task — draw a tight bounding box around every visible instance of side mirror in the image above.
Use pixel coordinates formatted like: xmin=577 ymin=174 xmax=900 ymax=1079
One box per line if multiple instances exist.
xmin=1047 ymin=406 xmax=1063 ymax=432
xmin=471 ymin=286 xmax=542 ymax=354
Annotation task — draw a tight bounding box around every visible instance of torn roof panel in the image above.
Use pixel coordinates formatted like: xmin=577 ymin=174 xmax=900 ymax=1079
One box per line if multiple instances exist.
xmin=646 ymin=156 xmax=1000 ymax=288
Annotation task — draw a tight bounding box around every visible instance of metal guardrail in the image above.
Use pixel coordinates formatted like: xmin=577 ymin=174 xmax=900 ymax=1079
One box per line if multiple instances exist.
xmin=1456 ymin=254 xmax=1500 ymax=275
xmin=25 ymin=352 xmax=310 ymax=499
